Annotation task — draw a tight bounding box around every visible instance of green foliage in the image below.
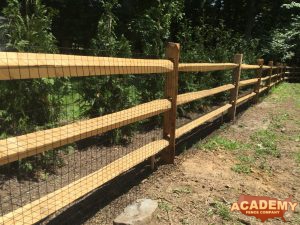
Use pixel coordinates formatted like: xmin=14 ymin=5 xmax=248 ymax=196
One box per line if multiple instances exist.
xmin=77 ymin=0 xmax=139 ymax=144
xmin=0 ymin=0 xmax=57 ymax=52
xmin=0 ymin=0 xmax=69 ymax=178
xmin=265 ymin=1 xmax=300 ymax=63
xmin=0 ymin=0 xmax=66 ymax=136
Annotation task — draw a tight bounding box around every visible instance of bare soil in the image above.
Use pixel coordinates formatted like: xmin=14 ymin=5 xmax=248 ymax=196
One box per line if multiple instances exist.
xmin=84 ymin=83 xmax=300 ymax=225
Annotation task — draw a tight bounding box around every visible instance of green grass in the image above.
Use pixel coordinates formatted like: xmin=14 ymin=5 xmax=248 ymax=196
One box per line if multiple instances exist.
xmin=251 ymin=129 xmax=280 ymax=158
xmin=158 ymin=200 xmax=172 ymax=212
xmin=270 ymin=83 xmax=300 ymax=108
xmin=270 ymin=112 xmax=290 ymax=129
xmin=232 ymin=164 xmax=252 ymax=174
xmin=215 ymin=202 xmax=231 ymax=220
xmin=232 ymin=155 xmax=256 ymax=174
xmin=197 ymin=136 xmax=249 ymax=151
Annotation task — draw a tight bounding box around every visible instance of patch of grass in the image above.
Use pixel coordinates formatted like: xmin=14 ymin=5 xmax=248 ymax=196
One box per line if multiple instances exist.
xmin=232 ymin=155 xmax=256 ymax=174
xmin=215 ymin=202 xmax=231 ymax=221
xmin=198 ymin=136 xmax=248 ymax=151
xmin=251 ymin=130 xmax=280 ymax=158
xmin=232 ymin=164 xmax=252 ymax=174
xmin=271 ymin=83 xmax=300 ymax=108
xmin=270 ymin=112 xmax=289 ymax=129
xmin=158 ymin=200 xmax=172 ymax=212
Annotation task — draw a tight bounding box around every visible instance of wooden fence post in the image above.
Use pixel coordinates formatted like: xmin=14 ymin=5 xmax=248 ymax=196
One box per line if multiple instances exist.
xmin=267 ymin=61 xmax=273 ymax=89
xmin=162 ymin=42 xmax=180 ymax=164
xmin=228 ymin=54 xmax=243 ymax=122
xmin=283 ymin=63 xmax=287 ymax=81
xmin=253 ymin=59 xmax=264 ymax=103
xmin=280 ymin=63 xmax=284 ymax=81
xmin=276 ymin=62 xmax=280 ymax=85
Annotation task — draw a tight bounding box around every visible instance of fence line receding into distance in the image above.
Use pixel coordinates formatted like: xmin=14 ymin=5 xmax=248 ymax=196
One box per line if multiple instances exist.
xmin=0 ymin=43 xmax=298 ymax=225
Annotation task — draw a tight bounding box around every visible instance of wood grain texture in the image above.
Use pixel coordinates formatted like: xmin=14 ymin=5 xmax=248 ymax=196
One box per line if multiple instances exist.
xmin=241 ymin=64 xmax=260 ymax=70
xmin=162 ymin=42 xmax=180 ymax=164
xmin=0 ymin=52 xmax=173 ymax=80
xmin=262 ymin=65 xmax=271 ymax=69
xmin=259 ymin=86 xmax=268 ymax=93
xmin=175 ymin=104 xmax=232 ymax=138
xmin=239 ymin=78 xmax=259 ymax=87
xmin=267 ymin=61 xmax=274 ymax=89
xmin=270 ymin=73 xmax=280 ymax=79
xmin=178 ymin=63 xmax=238 ymax=72
xmin=253 ymin=59 xmax=264 ymax=103
xmin=177 ymin=84 xmax=234 ymax=105
xmin=0 ymin=99 xmax=171 ymax=165
xmin=260 ymin=76 xmax=270 ymax=81
xmin=236 ymin=92 xmax=256 ymax=105
xmin=228 ymin=54 xmax=243 ymax=121
xmin=0 ymin=139 xmax=169 ymax=225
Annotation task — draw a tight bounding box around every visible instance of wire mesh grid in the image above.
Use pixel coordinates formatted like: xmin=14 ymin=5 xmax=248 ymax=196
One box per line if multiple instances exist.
xmin=0 ymin=50 xmax=171 ymax=224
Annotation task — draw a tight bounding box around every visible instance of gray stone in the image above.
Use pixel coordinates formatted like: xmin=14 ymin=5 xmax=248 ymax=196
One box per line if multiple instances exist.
xmin=113 ymin=199 xmax=158 ymax=225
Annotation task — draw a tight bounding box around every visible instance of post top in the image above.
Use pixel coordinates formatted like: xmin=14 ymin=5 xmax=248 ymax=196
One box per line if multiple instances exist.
xmin=257 ymin=59 xmax=264 ymax=65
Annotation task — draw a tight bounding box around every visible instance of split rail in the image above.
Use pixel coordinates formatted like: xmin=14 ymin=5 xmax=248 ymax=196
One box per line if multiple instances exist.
xmin=0 ymin=43 xmax=297 ymax=224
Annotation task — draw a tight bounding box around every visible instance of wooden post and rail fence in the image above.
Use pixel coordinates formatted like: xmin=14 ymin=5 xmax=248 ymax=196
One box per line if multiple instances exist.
xmin=0 ymin=43 xmax=299 ymax=224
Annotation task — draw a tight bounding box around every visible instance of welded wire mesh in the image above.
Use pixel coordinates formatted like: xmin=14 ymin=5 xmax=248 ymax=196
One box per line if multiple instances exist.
xmin=0 ymin=49 xmax=170 ymax=225
xmin=0 ymin=47 xmax=284 ymax=225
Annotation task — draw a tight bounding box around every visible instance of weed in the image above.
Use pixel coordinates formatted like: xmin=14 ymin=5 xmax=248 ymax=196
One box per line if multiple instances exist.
xmin=198 ymin=136 xmax=248 ymax=151
xmin=215 ymin=202 xmax=231 ymax=220
xmin=238 ymin=155 xmax=255 ymax=164
xmin=232 ymin=164 xmax=252 ymax=174
xmin=270 ymin=113 xmax=289 ymax=129
xmin=251 ymin=130 xmax=280 ymax=157
xmin=158 ymin=200 xmax=172 ymax=212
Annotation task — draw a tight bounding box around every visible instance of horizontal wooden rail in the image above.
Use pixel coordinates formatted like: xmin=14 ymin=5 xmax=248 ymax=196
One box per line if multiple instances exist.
xmin=175 ymin=104 xmax=232 ymax=138
xmin=270 ymin=73 xmax=280 ymax=79
xmin=177 ymin=84 xmax=234 ymax=105
xmin=236 ymin=92 xmax=256 ymax=105
xmin=259 ymin=86 xmax=268 ymax=93
xmin=241 ymin=64 xmax=260 ymax=70
xmin=262 ymin=65 xmax=271 ymax=69
xmin=0 ymin=52 xmax=173 ymax=80
xmin=0 ymin=139 xmax=169 ymax=225
xmin=239 ymin=78 xmax=259 ymax=87
xmin=178 ymin=63 xmax=238 ymax=72
xmin=241 ymin=65 xmax=275 ymax=70
xmin=0 ymin=99 xmax=171 ymax=165
xmin=260 ymin=76 xmax=269 ymax=81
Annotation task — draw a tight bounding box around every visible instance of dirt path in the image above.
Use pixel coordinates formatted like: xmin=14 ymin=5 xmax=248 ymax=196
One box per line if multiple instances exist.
xmin=84 ymin=83 xmax=300 ymax=225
